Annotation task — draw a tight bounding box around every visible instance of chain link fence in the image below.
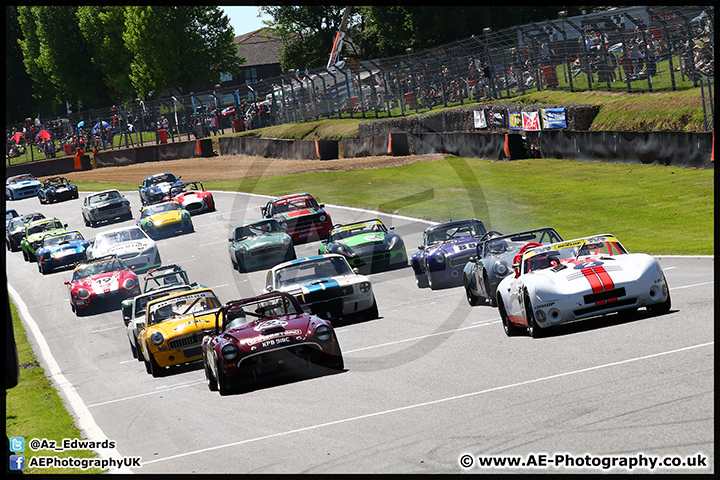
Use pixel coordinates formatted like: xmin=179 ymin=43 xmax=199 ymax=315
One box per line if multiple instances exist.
xmin=7 ymin=5 xmax=713 ymax=166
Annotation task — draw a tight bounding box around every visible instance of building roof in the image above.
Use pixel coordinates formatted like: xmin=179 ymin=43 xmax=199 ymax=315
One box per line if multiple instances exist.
xmin=234 ymin=27 xmax=282 ymax=67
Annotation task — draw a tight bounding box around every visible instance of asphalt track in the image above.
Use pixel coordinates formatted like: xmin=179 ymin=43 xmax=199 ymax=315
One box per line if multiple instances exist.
xmin=6 ymin=189 xmax=714 ymax=474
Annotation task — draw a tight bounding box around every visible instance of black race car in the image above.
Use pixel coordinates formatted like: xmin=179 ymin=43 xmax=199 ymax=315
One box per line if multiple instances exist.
xmin=38 ymin=176 xmax=79 ymax=204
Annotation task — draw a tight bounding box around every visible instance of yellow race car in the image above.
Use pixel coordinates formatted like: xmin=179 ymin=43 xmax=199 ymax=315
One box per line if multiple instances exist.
xmin=137 ymin=201 xmax=194 ymax=239
xmin=138 ymin=287 xmax=221 ymax=377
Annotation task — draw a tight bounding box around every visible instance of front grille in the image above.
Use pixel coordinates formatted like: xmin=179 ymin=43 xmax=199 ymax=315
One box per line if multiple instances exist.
xmin=185 ymin=202 xmax=203 ymax=213
xmin=155 ymin=222 xmax=181 ymax=233
xmin=168 ymin=333 xmax=203 ymax=350
xmin=98 ymin=203 xmax=122 ymax=213
xmin=250 ymin=245 xmax=283 ymax=257
xmin=19 ymin=186 xmax=38 ymax=195
xmin=302 ymin=284 xmax=352 ymax=303
xmin=449 ymin=251 xmax=473 ymax=268
xmin=583 ymin=287 xmax=626 ymax=305
xmin=574 ymin=297 xmax=637 ymax=316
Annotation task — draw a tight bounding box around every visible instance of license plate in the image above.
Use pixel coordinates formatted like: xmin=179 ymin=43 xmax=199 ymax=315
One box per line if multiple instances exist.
xmin=261 ymin=336 xmax=291 ymax=348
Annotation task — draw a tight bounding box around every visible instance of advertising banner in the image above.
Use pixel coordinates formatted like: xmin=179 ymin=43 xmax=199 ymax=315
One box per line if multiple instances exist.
xmin=522 ymin=111 xmax=541 ymax=131
xmin=473 ymin=110 xmax=487 ymax=129
xmin=540 ymin=108 xmax=567 ymax=129
xmin=508 ymin=111 xmax=523 ymax=130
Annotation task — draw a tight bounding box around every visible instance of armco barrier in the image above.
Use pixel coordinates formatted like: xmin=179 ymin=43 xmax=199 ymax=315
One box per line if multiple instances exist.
xmin=218 ymin=136 xmax=338 ymax=160
xmin=6 ymin=155 xmax=92 ymax=178
xmin=539 ymin=130 xmax=714 ymax=169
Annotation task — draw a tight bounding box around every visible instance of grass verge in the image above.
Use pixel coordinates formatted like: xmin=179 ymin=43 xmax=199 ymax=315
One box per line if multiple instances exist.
xmin=6 ymin=299 xmax=104 ymax=474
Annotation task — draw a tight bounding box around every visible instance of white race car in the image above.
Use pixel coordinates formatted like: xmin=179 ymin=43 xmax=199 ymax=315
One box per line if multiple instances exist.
xmin=496 ymin=234 xmax=671 ymax=338
xmin=264 ymin=254 xmax=378 ymax=321
xmin=87 ymin=226 xmax=161 ymax=274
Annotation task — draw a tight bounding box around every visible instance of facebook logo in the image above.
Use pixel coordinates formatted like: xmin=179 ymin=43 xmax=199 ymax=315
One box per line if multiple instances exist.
xmin=9 ymin=455 xmax=25 ymax=471
xmin=10 ymin=437 xmax=25 ymax=452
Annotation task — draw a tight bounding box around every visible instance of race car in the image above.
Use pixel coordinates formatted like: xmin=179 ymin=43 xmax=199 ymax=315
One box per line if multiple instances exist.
xmin=228 ymin=218 xmax=296 ymax=272
xmin=20 ymin=217 xmax=68 ymax=262
xmin=411 ymin=218 xmax=487 ymax=289
xmin=164 ymin=181 xmax=215 ymax=215
xmin=138 ymin=172 xmax=183 ymax=206
xmin=201 ymin=291 xmax=344 ymax=395
xmin=137 ymin=288 xmax=222 ymax=377
xmin=65 ymin=254 xmax=141 ymax=316
xmin=6 ymin=174 xmax=42 ymax=200
xmin=264 ymin=254 xmax=378 ymax=321
xmin=6 ymin=212 xmax=45 ymax=252
xmin=123 ymin=283 xmax=194 ymax=361
xmin=318 ymin=219 xmax=407 ymax=272
xmin=495 ymin=234 xmax=672 ymax=338
xmin=6 ymin=209 xmax=19 ymax=229
xmin=137 ymin=201 xmax=194 ymax=239
xmin=81 ymin=189 xmax=133 ymax=227
xmin=260 ymin=193 xmax=333 ymax=244
xmin=37 ymin=176 xmax=79 ymax=204
xmin=463 ymin=227 xmax=564 ymax=306
xmin=35 ymin=230 xmax=89 ymax=274
xmin=87 ymin=226 xmax=161 ymax=274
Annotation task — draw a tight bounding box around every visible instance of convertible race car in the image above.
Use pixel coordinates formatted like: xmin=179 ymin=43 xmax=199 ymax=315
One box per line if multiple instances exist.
xmin=318 ymin=219 xmax=407 ymax=272
xmin=411 ymin=218 xmax=487 ymax=289
xmin=37 ymin=176 xmax=79 ymax=204
xmin=265 ymin=254 xmax=378 ymax=321
xmin=260 ymin=193 xmax=333 ymax=244
xmin=496 ymin=234 xmax=672 ymax=338
xmin=65 ymin=254 xmax=140 ymax=316
xmin=202 ymin=291 xmax=344 ymax=395
xmin=164 ymin=181 xmax=215 ymax=215
xmin=6 ymin=212 xmax=45 ymax=252
xmin=6 ymin=174 xmax=42 ymax=200
xmin=82 ymin=189 xmax=133 ymax=227
xmin=138 ymin=172 xmax=183 ymax=206
xmin=87 ymin=226 xmax=161 ymax=274
xmin=138 ymin=288 xmax=222 ymax=377
xmin=35 ymin=230 xmax=89 ymax=274
xmin=123 ymin=283 xmax=194 ymax=361
xmin=137 ymin=201 xmax=194 ymax=238
xmin=463 ymin=227 xmax=564 ymax=306
xmin=228 ymin=218 xmax=296 ymax=272
xmin=20 ymin=217 xmax=68 ymax=262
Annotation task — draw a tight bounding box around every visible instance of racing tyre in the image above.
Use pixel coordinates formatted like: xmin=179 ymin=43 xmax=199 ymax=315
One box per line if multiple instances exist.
xmin=647 ymin=291 xmax=671 ymax=316
xmin=498 ymin=297 xmax=522 ymax=337
xmin=204 ymin=359 xmax=218 ymax=392
xmin=38 ymin=262 xmax=49 ymax=275
xmin=524 ymin=293 xmax=544 ymax=338
xmin=427 ymin=270 xmax=441 ymax=290
xmin=484 ymin=274 xmax=497 ymax=307
xmin=465 ymin=279 xmax=482 ymax=306
xmin=364 ymin=298 xmax=379 ymax=321
xmin=216 ymin=366 xmax=231 ymax=396
xmin=415 ymin=273 xmax=429 ymax=288
xmin=149 ymin=352 xmax=166 ymax=378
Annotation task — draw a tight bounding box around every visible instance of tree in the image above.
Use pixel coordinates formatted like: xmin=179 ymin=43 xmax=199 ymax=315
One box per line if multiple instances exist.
xmin=122 ymin=6 xmax=245 ymax=99
xmin=6 ymin=6 xmax=36 ymax=124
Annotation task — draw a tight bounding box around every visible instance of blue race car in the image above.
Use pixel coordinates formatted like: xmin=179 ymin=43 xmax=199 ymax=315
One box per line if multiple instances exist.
xmin=411 ymin=218 xmax=487 ymax=290
xmin=138 ymin=173 xmax=183 ymax=206
xmin=6 ymin=174 xmax=42 ymax=200
xmin=37 ymin=176 xmax=79 ymax=204
xmin=35 ymin=230 xmax=90 ymax=274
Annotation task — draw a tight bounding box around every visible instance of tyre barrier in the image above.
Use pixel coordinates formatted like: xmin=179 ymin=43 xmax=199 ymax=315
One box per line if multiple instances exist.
xmin=218 ymin=136 xmax=338 ymax=160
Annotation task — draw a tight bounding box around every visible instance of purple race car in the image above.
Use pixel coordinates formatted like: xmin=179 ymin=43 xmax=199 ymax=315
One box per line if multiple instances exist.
xmin=411 ymin=218 xmax=487 ymax=290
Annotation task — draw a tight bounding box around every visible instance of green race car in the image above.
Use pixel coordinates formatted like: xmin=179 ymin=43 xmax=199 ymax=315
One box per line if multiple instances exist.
xmin=228 ymin=218 xmax=296 ymax=272
xmin=318 ymin=219 xmax=408 ymax=272
xmin=20 ymin=217 xmax=68 ymax=262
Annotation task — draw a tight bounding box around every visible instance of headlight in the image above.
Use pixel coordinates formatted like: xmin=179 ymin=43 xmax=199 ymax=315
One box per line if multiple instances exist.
xmin=319 ymin=215 xmax=327 ymax=222
xmin=434 ymin=252 xmax=446 ymax=264
xmin=315 ymin=325 xmax=332 ymax=341
xmin=237 ymin=245 xmax=248 ymax=254
xmin=146 ymin=220 xmax=154 ymax=229
xmin=359 ymin=281 xmax=372 ymax=293
xmin=123 ymin=277 xmax=136 ymax=290
xmin=280 ymin=222 xmax=288 ymax=230
xmin=282 ymin=236 xmax=291 ymax=246
xmin=493 ymin=261 xmax=509 ymax=277
xmin=388 ymin=236 xmax=404 ymax=250
xmin=221 ymin=343 xmax=239 ymax=360
xmin=182 ymin=212 xmax=190 ymax=221
xmin=77 ymin=288 xmax=91 ymax=299
xmin=150 ymin=332 xmax=164 ymax=345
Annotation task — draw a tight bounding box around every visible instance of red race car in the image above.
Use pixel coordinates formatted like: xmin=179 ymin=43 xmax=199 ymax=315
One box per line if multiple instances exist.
xmin=65 ymin=254 xmax=140 ymax=316
xmin=164 ymin=181 xmax=215 ymax=215
xmin=201 ymin=291 xmax=344 ymax=395
xmin=260 ymin=193 xmax=332 ymax=244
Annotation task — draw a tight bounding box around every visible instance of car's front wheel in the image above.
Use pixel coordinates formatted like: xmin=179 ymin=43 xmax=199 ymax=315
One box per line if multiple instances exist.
xmin=148 ymin=352 xmax=165 ymax=378
xmin=204 ymin=357 xmax=218 ymax=392
xmin=465 ymin=277 xmax=482 ymax=306
xmin=524 ymin=292 xmax=544 ymax=338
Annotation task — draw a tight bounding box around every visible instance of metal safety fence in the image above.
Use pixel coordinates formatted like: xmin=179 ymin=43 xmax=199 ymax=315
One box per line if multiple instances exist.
xmin=7 ymin=5 xmax=713 ymax=165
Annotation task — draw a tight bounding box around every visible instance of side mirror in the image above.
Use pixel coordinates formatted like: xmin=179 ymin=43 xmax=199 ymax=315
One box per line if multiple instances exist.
xmin=319 ymin=203 xmax=325 ymax=208
xmin=64 ymin=281 xmax=70 ymax=286
xmin=417 ymin=245 xmax=425 ymax=250
xmin=353 ymin=268 xmax=359 ymax=274
xmin=228 ymin=237 xmax=233 ymax=242
xmin=64 ymin=223 xmax=68 ymax=228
